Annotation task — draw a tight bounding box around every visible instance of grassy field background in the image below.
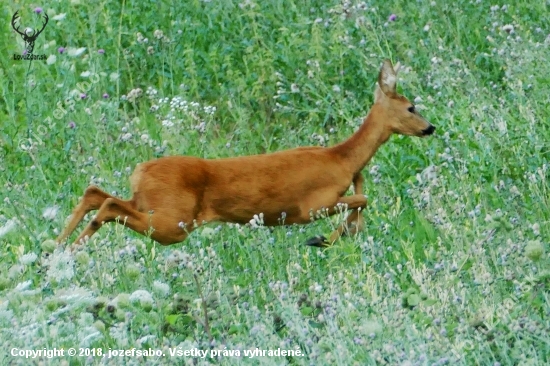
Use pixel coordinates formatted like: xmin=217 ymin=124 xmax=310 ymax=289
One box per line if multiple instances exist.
xmin=1 ymin=0 xmax=549 ymax=365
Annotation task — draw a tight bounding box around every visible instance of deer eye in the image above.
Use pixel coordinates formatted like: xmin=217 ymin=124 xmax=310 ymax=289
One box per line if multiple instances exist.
xmin=407 ymin=106 xmax=415 ymax=113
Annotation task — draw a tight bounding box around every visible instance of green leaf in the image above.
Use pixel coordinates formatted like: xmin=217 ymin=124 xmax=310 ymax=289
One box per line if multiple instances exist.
xmin=309 ymin=320 xmax=324 ymax=329
xmin=423 ymin=299 xmax=437 ymax=306
xmin=178 ymin=315 xmax=195 ymax=325
xmin=461 ymin=260 xmax=473 ymax=272
xmin=407 ymin=294 xmax=421 ymax=307
xmin=228 ymin=324 xmax=244 ymax=335
xmin=165 ymin=314 xmax=181 ymax=326
xmin=64 ymin=141 xmax=72 ymax=152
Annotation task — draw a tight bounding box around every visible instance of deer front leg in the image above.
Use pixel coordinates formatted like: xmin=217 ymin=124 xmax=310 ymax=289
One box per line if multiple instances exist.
xmin=334 ymin=173 xmax=366 ymax=239
xmin=306 ymin=173 xmax=367 ymax=247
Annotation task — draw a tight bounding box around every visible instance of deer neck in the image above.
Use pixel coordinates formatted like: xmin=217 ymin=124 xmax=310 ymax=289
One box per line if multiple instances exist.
xmin=331 ymin=107 xmax=392 ymax=175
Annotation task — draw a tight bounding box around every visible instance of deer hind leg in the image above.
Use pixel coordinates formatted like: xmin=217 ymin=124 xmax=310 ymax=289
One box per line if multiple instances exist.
xmin=306 ymin=174 xmax=367 ymax=247
xmin=72 ymin=197 xmax=192 ymax=248
xmin=56 ymin=185 xmax=113 ymax=243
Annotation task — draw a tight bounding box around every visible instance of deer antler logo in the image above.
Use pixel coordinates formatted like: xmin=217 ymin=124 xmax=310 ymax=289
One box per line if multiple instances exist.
xmin=11 ymin=10 xmax=49 ymax=55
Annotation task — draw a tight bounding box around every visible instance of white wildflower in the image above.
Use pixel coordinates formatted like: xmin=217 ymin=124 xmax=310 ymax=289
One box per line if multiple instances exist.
xmin=309 ymin=282 xmax=323 ymax=293
xmin=146 ymin=86 xmax=158 ymax=97
xmin=8 ymin=265 xmax=23 ymax=279
xmin=0 ymin=309 xmax=14 ymax=322
xmin=417 ymin=165 xmax=437 ymax=185
xmin=153 ymin=281 xmax=170 ymax=297
xmin=363 ymin=320 xmax=383 ymax=334
xmin=14 ymin=280 xmax=33 ymax=292
xmin=20 ymin=252 xmax=38 ymax=265
xmin=418 ymin=189 xmax=430 ymax=204
xmin=52 ymin=13 xmax=67 ymax=21
xmin=249 ymin=213 xmax=264 ymax=229
xmin=46 ymin=55 xmax=56 ymax=65
xmin=110 ymin=323 xmax=129 ymax=347
xmin=290 ymin=83 xmax=300 ymax=93
xmin=137 ymin=335 xmax=157 ymax=347
xmin=532 ymin=223 xmax=540 ymax=236
xmin=79 ymin=331 xmax=102 ymax=348
xmin=46 ymin=250 xmax=75 ymax=282
xmin=129 ymin=289 xmax=154 ymax=304
xmin=0 ymin=219 xmax=16 ymax=237
xmin=121 ymin=133 xmax=132 ymax=142
xmin=127 ymin=88 xmax=143 ymax=102
xmin=162 ymin=120 xmax=174 ymax=127
xmin=510 ymin=185 xmax=520 ymax=196
xmin=239 ymin=0 xmax=256 ymax=9
xmin=43 ymin=206 xmax=59 ymax=220
xmin=153 ymin=30 xmax=164 ymax=39
xmin=502 ymin=24 xmax=514 ymax=33
xmin=55 ymin=287 xmax=95 ymax=306
xmin=67 ymin=47 xmax=87 ymax=57
xmin=200 ymin=227 xmax=215 ymax=238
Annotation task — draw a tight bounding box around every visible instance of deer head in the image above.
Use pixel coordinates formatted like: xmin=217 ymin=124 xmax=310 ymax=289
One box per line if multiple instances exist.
xmin=374 ymin=59 xmax=435 ymax=137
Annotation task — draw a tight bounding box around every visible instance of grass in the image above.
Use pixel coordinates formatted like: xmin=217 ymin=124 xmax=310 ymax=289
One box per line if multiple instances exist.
xmin=0 ymin=0 xmax=549 ymax=365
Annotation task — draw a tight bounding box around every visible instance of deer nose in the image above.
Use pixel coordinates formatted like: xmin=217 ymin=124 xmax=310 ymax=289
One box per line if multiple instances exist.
xmin=422 ymin=125 xmax=435 ymax=136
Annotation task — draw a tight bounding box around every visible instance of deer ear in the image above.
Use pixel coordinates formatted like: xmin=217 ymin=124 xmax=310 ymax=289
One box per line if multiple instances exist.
xmin=374 ymin=84 xmax=386 ymax=103
xmin=377 ymin=59 xmax=397 ymax=95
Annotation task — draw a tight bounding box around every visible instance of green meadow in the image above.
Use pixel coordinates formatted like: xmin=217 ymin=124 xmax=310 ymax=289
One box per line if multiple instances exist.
xmin=0 ymin=0 xmax=548 ymax=365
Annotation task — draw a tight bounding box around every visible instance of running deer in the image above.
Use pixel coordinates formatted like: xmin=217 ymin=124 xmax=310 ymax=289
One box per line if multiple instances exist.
xmin=56 ymin=59 xmax=434 ymax=249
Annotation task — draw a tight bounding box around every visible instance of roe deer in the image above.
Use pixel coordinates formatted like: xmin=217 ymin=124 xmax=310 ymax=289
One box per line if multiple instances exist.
xmin=56 ymin=59 xmax=434 ymax=249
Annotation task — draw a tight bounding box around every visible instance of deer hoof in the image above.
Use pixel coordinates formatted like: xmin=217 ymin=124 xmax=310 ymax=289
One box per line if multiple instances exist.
xmin=305 ymin=235 xmax=330 ymax=248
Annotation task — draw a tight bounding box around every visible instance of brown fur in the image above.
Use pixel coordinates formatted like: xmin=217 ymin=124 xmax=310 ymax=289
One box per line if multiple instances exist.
xmin=56 ymin=60 xmax=434 ymax=248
